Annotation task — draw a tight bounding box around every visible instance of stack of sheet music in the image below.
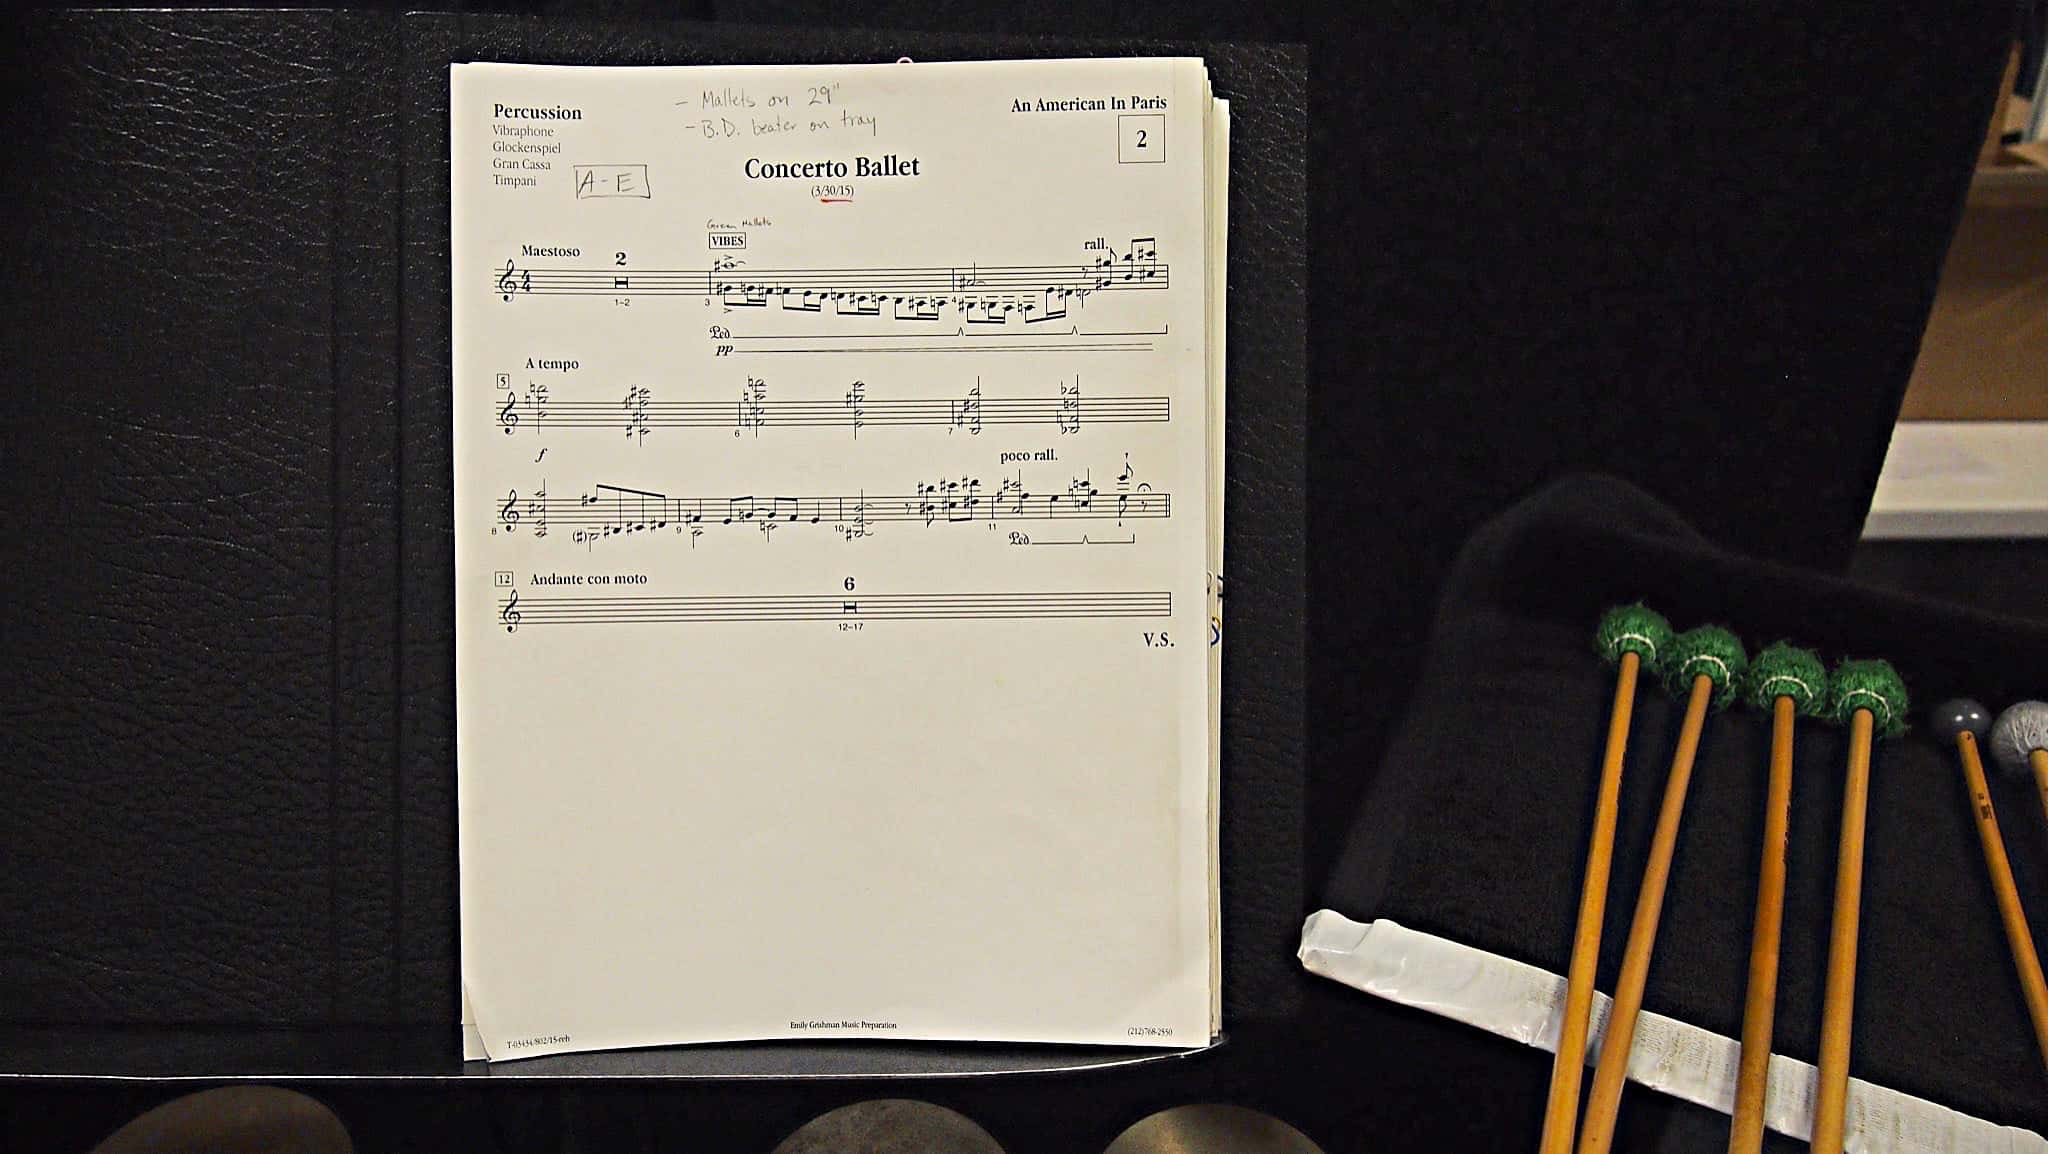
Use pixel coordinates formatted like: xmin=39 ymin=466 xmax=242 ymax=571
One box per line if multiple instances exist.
xmin=452 ymin=56 xmax=1228 ymax=1061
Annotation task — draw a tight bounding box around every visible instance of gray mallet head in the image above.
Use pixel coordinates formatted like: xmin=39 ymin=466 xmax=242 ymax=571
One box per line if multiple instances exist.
xmin=1989 ymin=701 xmax=2048 ymax=776
xmin=1928 ymin=699 xmax=1992 ymax=744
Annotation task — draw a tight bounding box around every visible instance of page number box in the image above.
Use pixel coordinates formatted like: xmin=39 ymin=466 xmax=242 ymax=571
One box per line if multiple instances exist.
xmin=1119 ymin=114 xmax=1165 ymax=163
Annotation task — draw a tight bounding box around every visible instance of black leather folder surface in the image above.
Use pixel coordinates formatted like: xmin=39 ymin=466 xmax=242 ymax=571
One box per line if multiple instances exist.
xmin=0 ymin=9 xmax=1307 ymax=1078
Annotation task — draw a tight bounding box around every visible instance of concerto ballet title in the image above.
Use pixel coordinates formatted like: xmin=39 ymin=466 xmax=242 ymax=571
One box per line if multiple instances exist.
xmin=743 ymin=155 xmax=923 ymax=179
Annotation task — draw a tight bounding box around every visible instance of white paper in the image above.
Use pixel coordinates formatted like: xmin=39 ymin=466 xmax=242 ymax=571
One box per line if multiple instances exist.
xmin=453 ymin=59 xmax=1221 ymax=1061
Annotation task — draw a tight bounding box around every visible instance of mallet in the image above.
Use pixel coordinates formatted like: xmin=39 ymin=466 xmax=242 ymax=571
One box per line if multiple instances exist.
xmin=1943 ymin=699 xmax=2048 ymax=1068
xmin=1990 ymin=700 xmax=2048 ymax=831
xmin=1536 ymin=605 xmax=1674 ymax=1154
xmin=1810 ymin=660 xmax=1908 ymax=1154
xmin=1726 ymin=644 xmax=1828 ymax=1154
xmin=1576 ymin=625 xmax=1748 ymax=1154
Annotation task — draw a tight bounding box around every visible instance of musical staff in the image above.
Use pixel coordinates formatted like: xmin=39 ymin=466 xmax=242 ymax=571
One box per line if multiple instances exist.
xmin=493 ymin=237 xmax=1166 ymax=325
xmin=496 ymin=469 xmax=1169 ymax=548
xmin=495 ymin=589 xmax=1170 ymax=629
xmin=491 ymin=377 xmax=1165 ymax=440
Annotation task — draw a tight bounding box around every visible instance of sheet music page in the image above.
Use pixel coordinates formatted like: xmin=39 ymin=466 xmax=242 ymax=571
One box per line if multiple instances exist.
xmin=452 ymin=58 xmax=1218 ymax=1060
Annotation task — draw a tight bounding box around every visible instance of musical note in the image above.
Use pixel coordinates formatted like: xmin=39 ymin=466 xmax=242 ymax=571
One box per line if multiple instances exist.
xmin=948 ymin=380 xmax=983 ymax=436
xmin=499 ymin=589 xmax=522 ymax=633
xmin=1025 ymin=288 xmax=1070 ymax=325
xmin=735 ymin=378 xmax=769 ymax=439
xmin=999 ymin=473 xmax=1030 ymax=517
xmin=1116 ymin=454 xmax=1145 ymax=526
xmin=845 ymin=381 xmax=865 ymax=440
xmin=842 ymin=489 xmax=871 ymax=540
xmin=944 ymin=477 xmax=981 ymax=522
xmin=1129 ymin=237 xmax=1159 ymax=278
xmin=624 ymin=386 xmax=651 ymax=444
xmin=1067 ymin=473 xmax=1098 ymax=512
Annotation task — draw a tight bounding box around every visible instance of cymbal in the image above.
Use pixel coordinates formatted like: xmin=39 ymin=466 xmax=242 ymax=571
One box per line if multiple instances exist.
xmin=770 ymin=1098 xmax=1005 ymax=1154
xmin=1102 ymin=1104 xmax=1324 ymax=1154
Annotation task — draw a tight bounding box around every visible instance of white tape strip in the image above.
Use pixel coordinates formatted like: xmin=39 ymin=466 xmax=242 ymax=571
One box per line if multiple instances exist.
xmin=1298 ymin=911 xmax=2046 ymax=1154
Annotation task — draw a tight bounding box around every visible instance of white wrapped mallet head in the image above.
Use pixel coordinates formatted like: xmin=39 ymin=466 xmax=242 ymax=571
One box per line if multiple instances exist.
xmin=1990 ymin=700 xmax=2048 ymax=774
xmin=1990 ymin=701 xmax=2048 ymax=831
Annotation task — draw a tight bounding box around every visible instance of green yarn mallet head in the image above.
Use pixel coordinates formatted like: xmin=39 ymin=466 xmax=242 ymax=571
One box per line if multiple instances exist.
xmin=1661 ymin=625 xmax=1748 ymax=710
xmin=1828 ymin=659 xmax=1909 ymax=737
xmin=1596 ymin=604 xmax=1673 ymax=671
xmin=1743 ymin=643 xmax=1829 ymax=717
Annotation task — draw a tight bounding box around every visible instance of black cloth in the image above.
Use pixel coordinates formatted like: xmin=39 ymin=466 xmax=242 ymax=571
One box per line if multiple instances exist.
xmin=1327 ymin=474 xmax=2048 ymax=1141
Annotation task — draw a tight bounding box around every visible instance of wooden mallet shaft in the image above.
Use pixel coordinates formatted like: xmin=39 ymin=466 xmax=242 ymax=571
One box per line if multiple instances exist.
xmin=1809 ymin=659 xmax=1908 ymax=1154
xmin=1538 ymin=605 xmax=1674 ymax=1154
xmin=1724 ymin=643 xmax=1828 ymax=1154
xmin=1726 ymin=695 xmax=1796 ymax=1154
xmin=1955 ymin=730 xmax=2048 ymax=1068
xmin=1575 ymin=672 xmax=1715 ymax=1154
xmin=1578 ymin=625 xmax=1746 ymax=1154
xmin=1810 ymin=707 xmax=1873 ymax=1154
xmin=2032 ymin=749 xmax=2048 ymax=831
xmin=1537 ymin=650 xmax=1642 ymax=1154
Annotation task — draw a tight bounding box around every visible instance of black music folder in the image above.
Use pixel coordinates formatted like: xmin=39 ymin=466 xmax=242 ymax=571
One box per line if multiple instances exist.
xmin=0 ymin=10 xmax=1304 ymax=1079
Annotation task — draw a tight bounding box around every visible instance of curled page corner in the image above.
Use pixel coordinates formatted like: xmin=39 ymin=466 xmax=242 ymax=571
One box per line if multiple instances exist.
xmin=1297 ymin=911 xmax=2047 ymax=1154
xmin=461 ymin=983 xmax=487 ymax=1062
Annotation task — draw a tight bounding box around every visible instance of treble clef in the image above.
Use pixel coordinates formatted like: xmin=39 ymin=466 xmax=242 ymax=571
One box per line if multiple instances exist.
xmin=499 ymin=589 xmax=521 ymax=634
xmin=498 ymin=391 xmax=519 ymax=435
xmin=497 ymin=259 xmax=520 ymax=301
xmin=498 ymin=488 xmax=521 ymax=531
